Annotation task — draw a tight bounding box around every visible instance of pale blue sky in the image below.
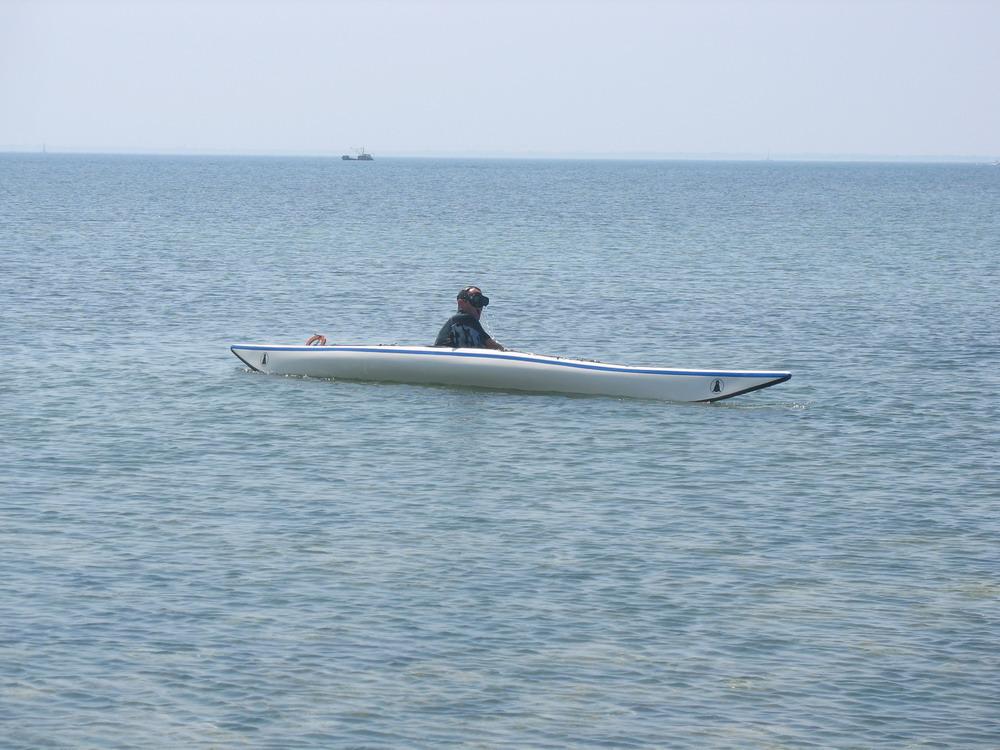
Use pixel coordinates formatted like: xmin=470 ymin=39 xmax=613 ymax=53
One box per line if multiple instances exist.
xmin=2 ymin=0 xmax=998 ymax=158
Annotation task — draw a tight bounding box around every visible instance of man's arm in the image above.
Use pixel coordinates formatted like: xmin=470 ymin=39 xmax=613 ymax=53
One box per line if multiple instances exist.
xmin=484 ymin=337 xmax=506 ymax=351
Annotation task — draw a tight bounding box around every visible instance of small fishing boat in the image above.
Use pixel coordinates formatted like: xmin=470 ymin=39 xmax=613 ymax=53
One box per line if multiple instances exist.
xmin=230 ymin=344 xmax=791 ymax=402
xmin=341 ymin=147 xmax=374 ymax=161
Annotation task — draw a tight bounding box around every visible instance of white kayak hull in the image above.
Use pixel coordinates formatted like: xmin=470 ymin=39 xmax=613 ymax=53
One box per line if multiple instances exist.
xmin=230 ymin=345 xmax=790 ymax=402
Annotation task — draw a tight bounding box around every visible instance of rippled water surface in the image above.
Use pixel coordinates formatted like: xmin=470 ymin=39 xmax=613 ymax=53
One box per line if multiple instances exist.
xmin=2 ymin=154 xmax=998 ymax=748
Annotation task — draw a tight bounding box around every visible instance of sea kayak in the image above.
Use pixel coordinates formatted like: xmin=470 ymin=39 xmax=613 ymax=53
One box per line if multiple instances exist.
xmin=230 ymin=344 xmax=791 ymax=402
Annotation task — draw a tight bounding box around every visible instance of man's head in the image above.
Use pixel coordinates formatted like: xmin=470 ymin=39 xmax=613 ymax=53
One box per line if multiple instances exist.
xmin=457 ymin=286 xmax=490 ymax=318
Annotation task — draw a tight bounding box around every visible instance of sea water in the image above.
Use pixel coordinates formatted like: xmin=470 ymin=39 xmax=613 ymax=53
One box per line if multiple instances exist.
xmin=1 ymin=154 xmax=998 ymax=748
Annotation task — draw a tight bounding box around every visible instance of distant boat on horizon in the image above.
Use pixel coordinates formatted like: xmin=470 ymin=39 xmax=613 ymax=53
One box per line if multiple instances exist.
xmin=342 ymin=147 xmax=374 ymax=161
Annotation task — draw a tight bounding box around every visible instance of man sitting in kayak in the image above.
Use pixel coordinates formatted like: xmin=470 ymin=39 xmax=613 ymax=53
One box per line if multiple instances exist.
xmin=433 ymin=286 xmax=507 ymax=350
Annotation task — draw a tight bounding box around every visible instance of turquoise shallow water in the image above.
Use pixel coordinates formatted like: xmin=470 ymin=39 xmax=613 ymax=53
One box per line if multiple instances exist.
xmin=1 ymin=154 xmax=998 ymax=748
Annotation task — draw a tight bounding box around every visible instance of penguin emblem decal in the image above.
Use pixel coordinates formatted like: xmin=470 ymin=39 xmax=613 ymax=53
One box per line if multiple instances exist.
xmin=710 ymin=378 xmax=724 ymax=394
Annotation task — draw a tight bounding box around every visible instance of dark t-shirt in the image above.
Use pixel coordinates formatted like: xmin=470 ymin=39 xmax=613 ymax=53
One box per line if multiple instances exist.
xmin=434 ymin=313 xmax=490 ymax=348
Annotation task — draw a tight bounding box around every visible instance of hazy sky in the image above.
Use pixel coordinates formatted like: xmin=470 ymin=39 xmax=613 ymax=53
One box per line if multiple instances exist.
xmin=2 ymin=0 xmax=998 ymax=157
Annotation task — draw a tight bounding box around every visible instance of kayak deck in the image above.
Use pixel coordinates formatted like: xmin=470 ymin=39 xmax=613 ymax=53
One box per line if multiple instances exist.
xmin=230 ymin=344 xmax=791 ymax=402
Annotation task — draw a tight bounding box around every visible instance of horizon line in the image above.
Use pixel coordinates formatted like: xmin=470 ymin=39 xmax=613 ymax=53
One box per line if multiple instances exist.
xmin=1 ymin=145 xmax=997 ymax=164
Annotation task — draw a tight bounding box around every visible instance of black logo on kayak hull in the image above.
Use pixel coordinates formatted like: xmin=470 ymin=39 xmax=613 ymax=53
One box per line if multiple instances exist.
xmin=711 ymin=379 xmax=724 ymax=394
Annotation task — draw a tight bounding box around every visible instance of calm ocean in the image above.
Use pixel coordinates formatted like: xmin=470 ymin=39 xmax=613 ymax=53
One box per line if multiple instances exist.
xmin=2 ymin=154 xmax=998 ymax=748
